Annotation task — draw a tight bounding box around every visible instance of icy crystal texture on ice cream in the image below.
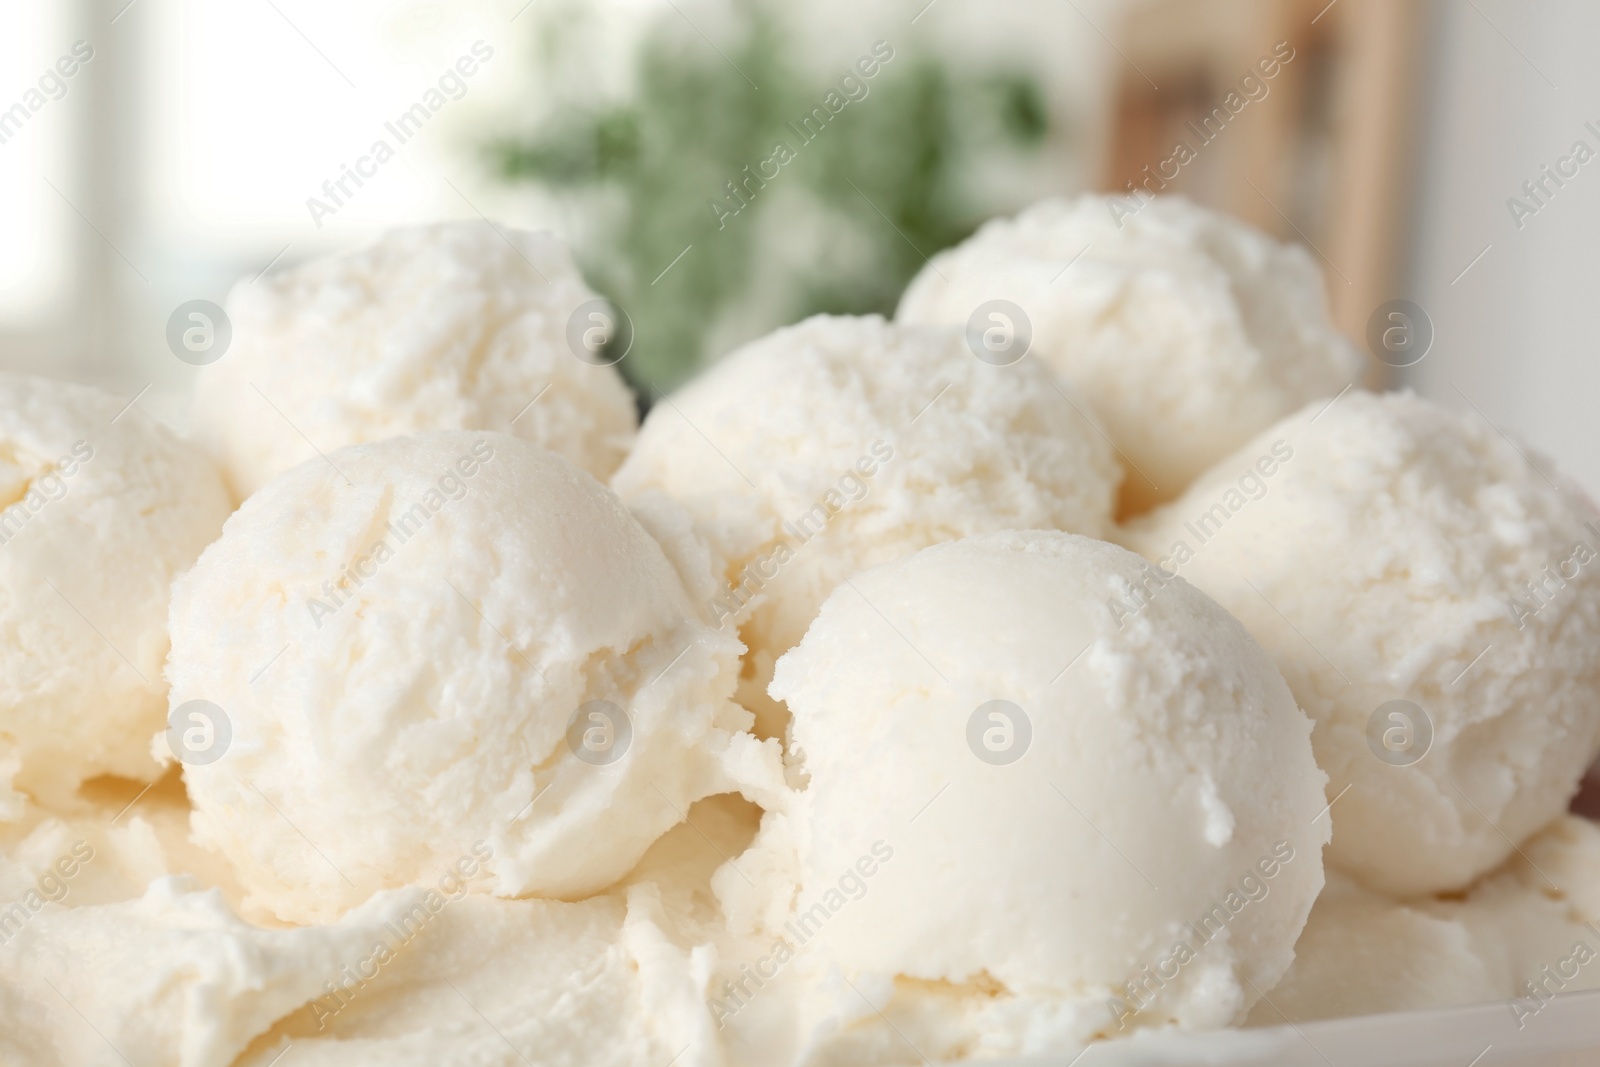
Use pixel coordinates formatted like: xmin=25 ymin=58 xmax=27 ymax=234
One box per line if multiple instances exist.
xmin=747 ymin=531 xmax=1328 ymax=1054
xmin=167 ymin=431 xmax=782 ymax=923
xmin=897 ymin=195 xmax=1361 ymax=512
xmin=612 ymin=314 xmax=1119 ymax=738
xmin=1122 ymin=390 xmax=1600 ymax=896
xmin=0 ymin=373 xmax=231 ymax=815
xmin=193 ymin=222 xmax=637 ymax=498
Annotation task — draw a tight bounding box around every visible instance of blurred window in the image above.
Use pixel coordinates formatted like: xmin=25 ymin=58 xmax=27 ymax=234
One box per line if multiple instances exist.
xmin=0 ymin=2 xmax=75 ymax=327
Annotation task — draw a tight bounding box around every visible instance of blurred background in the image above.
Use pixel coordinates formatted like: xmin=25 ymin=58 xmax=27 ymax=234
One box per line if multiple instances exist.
xmin=2 ymin=0 xmax=1597 ymax=496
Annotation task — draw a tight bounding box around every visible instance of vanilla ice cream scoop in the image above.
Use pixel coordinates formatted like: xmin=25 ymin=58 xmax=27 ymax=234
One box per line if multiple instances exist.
xmin=167 ymin=431 xmax=782 ymax=924
xmin=193 ymin=222 xmax=638 ymax=499
xmin=611 ymin=314 xmax=1120 ymax=738
xmin=896 ymin=195 xmax=1362 ymax=513
xmin=760 ymin=531 xmax=1328 ymax=1044
xmin=0 ymin=373 xmax=231 ymax=816
xmin=1121 ymin=390 xmax=1600 ymax=897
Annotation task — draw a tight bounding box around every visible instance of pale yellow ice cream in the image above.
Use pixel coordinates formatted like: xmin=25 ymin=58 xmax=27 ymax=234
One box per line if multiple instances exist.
xmin=728 ymin=531 xmax=1329 ymax=1057
xmin=612 ymin=313 xmax=1120 ymax=738
xmin=1248 ymin=815 xmax=1600 ymax=1025
xmin=0 ymin=772 xmax=245 ymax=912
xmin=4 ymin=196 xmax=1598 ymax=1066
xmin=1121 ymin=390 xmax=1600 ymax=897
xmin=0 ymin=878 xmax=434 ymax=1067
xmin=234 ymin=893 xmax=718 ymax=1067
xmin=166 ymin=431 xmax=783 ymax=924
xmin=0 ymin=872 xmax=720 ymax=1067
xmin=0 ymin=373 xmax=232 ymax=817
xmin=896 ymin=195 xmax=1362 ymax=513
xmin=1244 ymin=870 xmax=1501 ymax=1026
xmin=0 ymin=782 xmax=760 ymax=1066
xmin=192 ymin=222 xmax=638 ymax=499
xmin=235 ymin=795 xmax=766 ymax=1066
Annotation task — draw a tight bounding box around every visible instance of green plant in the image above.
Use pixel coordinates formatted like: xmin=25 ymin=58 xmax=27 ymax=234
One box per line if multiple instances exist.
xmin=487 ymin=3 xmax=1053 ymax=393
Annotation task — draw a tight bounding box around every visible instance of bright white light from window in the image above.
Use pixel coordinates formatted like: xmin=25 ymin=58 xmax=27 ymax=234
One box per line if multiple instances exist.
xmin=144 ymin=0 xmax=513 ymax=252
xmin=0 ymin=3 xmax=75 ymax=326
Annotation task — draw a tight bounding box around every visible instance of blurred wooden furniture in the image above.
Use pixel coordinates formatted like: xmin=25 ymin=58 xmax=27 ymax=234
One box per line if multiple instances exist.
xmin=1103 ymin=0 xmax=1428 ymax=352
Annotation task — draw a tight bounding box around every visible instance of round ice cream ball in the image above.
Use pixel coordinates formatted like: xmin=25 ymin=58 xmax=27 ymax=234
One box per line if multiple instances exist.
xmin=192 ymin=221 xmax=638 ymax=499
xmin=167 ymin=431 xmax=781 ymax=924
xmin=0 ymin=373 xmax=231 ymax=815
xmin=611 ymin=314 xmax=1120 ymax=738
xmin=896 ymin=194 xmax=1362 ymax=514
xmin=766 ymin=531 xmax=1329 ymax=1037
xmin=1120 ymin=389 xmax=1600 ymax=897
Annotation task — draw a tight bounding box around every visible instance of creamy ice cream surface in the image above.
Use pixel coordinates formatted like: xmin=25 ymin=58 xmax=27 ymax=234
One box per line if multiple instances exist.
xmin=0 ymin=780 xmax=764 ymax=1066
xmin=612 ymin=313 xmax=1120 ymax=738
xmin=166 ymin=430 xmax=783 ymax=924
xmin=1242 ymin=870 xmax=1502 ymax=1026
xmin=737 ymin=531 xmax=1329 ymax=1056
xmin=1249 ymin=815 xmax=1600 ymax=1025
xmin=192 ymin=222 xmax=638 ymax=499
xmin=234 ymin=892 xmax=718 ymax=1067
xmin=0 ymin=872 xmax=723 ymax=1067
xmin=236 ymin=795 xmax=768 ymax=1066
xmin=0 ymin=373 xmax=232 ymax=816
xmin=0 ymin=878 xmax=436 ymax=1067
xmin=1121 ymin=389 xmax=1600 ymax=897
xmin=896 ymin=195 xmax=1362 ymax=513
xmin=0 ymin=772 xmax=246 ymax=912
